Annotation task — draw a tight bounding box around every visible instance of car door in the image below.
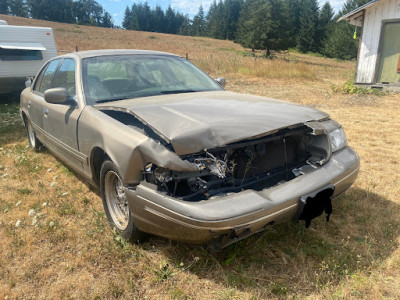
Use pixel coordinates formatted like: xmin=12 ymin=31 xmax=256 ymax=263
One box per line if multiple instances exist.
xmin=28 ymin=59 xmax=62 ymax=145
xmin=42 ymin=58 xmax=86 ymax=174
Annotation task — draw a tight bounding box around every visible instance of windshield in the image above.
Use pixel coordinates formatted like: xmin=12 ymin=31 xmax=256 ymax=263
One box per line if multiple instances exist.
xmin=82 ymin=54 xmax=223 ymax=105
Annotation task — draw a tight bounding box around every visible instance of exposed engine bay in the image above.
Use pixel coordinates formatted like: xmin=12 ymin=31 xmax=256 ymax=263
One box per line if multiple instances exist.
xmin=144 ymin=125 xmax=331 ymax=201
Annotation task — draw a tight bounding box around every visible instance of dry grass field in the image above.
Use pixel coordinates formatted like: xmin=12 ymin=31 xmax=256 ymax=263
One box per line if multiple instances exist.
xmin=1 ymin=14 xmax=400 ymax=299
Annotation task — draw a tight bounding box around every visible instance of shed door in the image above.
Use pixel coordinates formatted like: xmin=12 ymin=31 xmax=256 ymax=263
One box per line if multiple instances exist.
xmin=376 ymin=22 xmax=400 ymax=83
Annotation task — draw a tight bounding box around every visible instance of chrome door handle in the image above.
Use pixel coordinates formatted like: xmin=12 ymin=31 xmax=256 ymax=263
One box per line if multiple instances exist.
xmin=27 ymin=100 xmax=31 ymax=108
xmin=42 ymin=107 xmax=48 ymax=116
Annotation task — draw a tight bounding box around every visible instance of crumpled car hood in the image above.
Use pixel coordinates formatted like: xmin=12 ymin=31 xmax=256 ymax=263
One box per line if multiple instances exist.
xmin=97 ymin=91 xmax=329 ymax=155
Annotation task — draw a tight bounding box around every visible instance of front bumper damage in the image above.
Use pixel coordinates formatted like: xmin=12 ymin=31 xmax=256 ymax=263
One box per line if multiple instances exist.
xmin=125 ymin=146 xmax=359 ymax=249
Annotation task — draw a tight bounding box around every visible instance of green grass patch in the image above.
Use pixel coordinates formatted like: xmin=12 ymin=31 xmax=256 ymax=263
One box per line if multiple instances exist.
xmin=333 ymin=80 xmax=387 ymax=95
xmin=0 ymin=103 xmax=25 ymax=146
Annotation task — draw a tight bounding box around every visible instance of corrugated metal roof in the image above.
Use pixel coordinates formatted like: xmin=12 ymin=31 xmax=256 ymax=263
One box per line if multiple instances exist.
xmin=337 ymin=0 xmax=380 ymax=22
xmin=0 ymin=42 xmax=46 ymax=50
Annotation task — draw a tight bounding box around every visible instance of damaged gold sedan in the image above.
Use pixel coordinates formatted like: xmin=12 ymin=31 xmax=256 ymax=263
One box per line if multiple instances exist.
xmin=20 ymin=50 xmax=360 ymax=249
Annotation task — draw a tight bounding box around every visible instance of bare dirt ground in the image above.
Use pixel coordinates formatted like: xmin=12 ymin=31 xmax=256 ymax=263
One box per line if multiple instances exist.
xmin=1 ymin=14 xmax=400 ymax=299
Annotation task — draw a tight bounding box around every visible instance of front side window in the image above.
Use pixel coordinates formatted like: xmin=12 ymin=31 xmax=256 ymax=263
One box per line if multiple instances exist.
xmin=38 ymin=59 xmax=61 ymax=94
xmin=0 ymin=49 xmax=42 ymax=61
xmin=82 ymin=55 xmax=223 ymax=105
xmin=53 ymin=59 xmax=76 ymax=98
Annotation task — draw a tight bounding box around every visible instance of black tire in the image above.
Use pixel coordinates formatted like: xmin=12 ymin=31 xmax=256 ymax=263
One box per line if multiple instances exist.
xmin=100 ymin=160 xmax=146 ymax=242
xmin=25 ymin=117 xmax=42 ymax=151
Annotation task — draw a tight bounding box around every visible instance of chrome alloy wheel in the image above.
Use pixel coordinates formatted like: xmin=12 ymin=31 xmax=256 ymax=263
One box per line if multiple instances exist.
xmin=27 ymin=120 xmax=36 ymax=148
xmin=104 ymin=170 xmax=130 ymax=230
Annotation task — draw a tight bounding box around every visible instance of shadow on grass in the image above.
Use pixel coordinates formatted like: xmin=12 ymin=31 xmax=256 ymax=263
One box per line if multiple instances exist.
xmin=153 ymin=188 xmax=400 ymax=297
xmin=0 ymin=102 xmax=26 ymax=146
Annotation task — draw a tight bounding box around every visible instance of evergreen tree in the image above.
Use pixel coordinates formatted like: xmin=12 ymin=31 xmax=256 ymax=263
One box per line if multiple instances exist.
xmin=317 ymin=2 xmax=334 ymax=52
xmin=0 ymin=0 xmax=8 ymax=14
xmin=9 ymin=0 xmax=28 ymax=17
xmin=178 ymin=14 xmax=192 ymax=35
xmin=192 ymin=5 xmax=206 ymax=36
xmin=236 ymin=0 xmax=290 ymax=56
xmin=223 ymin=0 xmax=243 ymax=40
xmin=207 ymin=0 xmax=225 ymax=39
xmin=141 ymin=1 xmax=151 ymax=31
xmin=285 ymin=0 xmax=300 ymax=48
xmin=324 ymin=0 xmax=370 ymax=59
xmin=152 ymin=5 xmax=165 ymax=32
xmin=122 ymin=6 xmax=132 ymax=29
xmin=297 ymin=0 xmax=319 ymax=52
xmin=165 ymin=6 xmax=176 ymax=33
xmin=101 ymin=11 xmax=113 ymax=28
xmin=130 ymin=4 xmax=140 ymax=30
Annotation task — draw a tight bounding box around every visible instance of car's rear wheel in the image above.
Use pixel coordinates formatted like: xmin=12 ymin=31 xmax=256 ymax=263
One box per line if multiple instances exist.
xmin=25 ymin=118 xmax=42 ymax=151
xmin=100 ymin=160 xmax=146 ymax=242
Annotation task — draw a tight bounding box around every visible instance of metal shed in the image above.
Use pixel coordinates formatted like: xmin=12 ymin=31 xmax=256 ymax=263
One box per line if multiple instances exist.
xmin=339 ymin=0 xmax=400 ymax=88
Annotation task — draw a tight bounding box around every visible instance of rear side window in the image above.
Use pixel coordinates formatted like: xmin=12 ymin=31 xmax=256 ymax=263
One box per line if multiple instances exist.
xmin=52 ymin=59 xmax=76 ymax=97
xmin=0 ymin=49 xmax=42 ymax=61
xmin=38 ymin=59 xmax=61 ymax=93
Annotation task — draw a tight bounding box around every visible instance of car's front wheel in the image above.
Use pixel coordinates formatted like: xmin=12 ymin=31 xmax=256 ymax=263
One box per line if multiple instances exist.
xmin=100 ymin=160 xmax=146 ymax=242
xmin=25 ymin=117 xmax=42 ymax=151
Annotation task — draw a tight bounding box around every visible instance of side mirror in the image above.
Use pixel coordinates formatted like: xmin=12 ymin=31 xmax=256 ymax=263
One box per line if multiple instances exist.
xmin=44 ymin=87 xmax=76 ymax=106
xmin=25 ymin=78 xmax=33 ymax=88
xmin=215 ymin=77 xmax=226 ymax=88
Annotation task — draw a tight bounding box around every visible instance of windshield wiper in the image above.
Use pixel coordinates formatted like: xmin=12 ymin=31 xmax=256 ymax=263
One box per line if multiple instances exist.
xmin=160 ymin=89 xmax=197 ymax=94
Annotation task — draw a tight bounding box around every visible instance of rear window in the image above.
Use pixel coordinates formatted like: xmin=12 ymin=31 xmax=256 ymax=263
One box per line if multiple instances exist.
xmin=0 ymin=49 xmax=42 ymax=61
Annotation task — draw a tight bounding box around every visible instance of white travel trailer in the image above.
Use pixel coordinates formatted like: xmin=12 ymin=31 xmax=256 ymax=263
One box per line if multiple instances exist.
xmin=0 ymin=21 xmax=57 ymax=94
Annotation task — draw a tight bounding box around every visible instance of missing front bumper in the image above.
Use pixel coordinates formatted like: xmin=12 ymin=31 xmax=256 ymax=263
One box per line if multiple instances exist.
xmin=125 ymin=147 xmax=360 ymax=248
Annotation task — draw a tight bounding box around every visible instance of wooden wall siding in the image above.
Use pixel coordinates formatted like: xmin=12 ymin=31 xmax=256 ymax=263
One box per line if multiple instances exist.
xmin=356 ymin=0 xmax=400 ymax=83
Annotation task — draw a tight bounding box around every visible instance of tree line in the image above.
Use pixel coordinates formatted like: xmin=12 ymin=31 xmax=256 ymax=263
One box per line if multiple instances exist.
xmin=0 ymin=0 xmax=370 ymax=60
xmin=0 ymin=0 xmax=113 ymax=28
xmin=121 ymin=0 xmax=369 ymax=60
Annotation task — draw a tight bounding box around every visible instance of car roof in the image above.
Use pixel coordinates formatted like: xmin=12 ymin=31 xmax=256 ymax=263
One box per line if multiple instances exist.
xmin=58 ymin=49 xmax=179 ymax=59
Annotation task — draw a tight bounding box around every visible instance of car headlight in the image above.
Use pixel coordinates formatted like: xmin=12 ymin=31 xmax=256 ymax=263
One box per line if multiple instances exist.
xmin=329 ymin=127 xmax=347 ymax=152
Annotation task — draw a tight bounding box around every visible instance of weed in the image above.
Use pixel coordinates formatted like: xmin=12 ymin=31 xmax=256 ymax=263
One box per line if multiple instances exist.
xmin=148 ymin=35 xmax=159 ymax=39
xmin=333 ymin=80 xmax=387 ymax=96
xmin=271 ymin=282 xmax=289 ymax=296
xmin=153 ymin=260 xmax=177 ymax=282
xmin=17 ymin=188 xmax=32 ymax=195
xmin=87 ymin=209 xmax=106 ymax=237
xmin=0 ymin=103 xmax=25 ymax=145
xmin=82 ymin=196 xmax=90 ymax=205
xmin=56 ymin=162 xmax=73 ymax=175
xmin=113 ymin=228 xmax=127 ymax=248
xmin=170 ymin=287 xmax=187 ymax=300
xmin=57 ymin=202 xmax=76 ymax=216
xmin=0 ymin=199 xmax=11 ymax=213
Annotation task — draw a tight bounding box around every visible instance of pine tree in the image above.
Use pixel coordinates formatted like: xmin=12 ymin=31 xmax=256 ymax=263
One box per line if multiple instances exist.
xmin=192 ymin=5 xmax=206 ymax=36
xmin=0 ymin=0 xmax=8 ymax=14
xmin=122 ymin=6 xmax=132 ymax=29
xmin=285 ymin=0 xmax=300 ymax=48
xmin=101 ymin=12 xmax=113 ymax=28
xmin=130 ymin=4 xmax=140 ymax=30
xmin=317 ymin=2 xmax=334 ymax=53
xmin=297 ymin=0 xmax=319 ymax=52
xmin=152 ymin=5 xmax=165 ymax=33
xmin=324 ymin=0 xmax=370 ymax=59
xmin=236 ymin=0 xmax=290 ymax=56
xmin=178 ymin=14 xmax=192 ymax=35
xmin=9 ymin=0 xmax=28 ymax=17
xmin=207 ymin=0 xmax=224 ymax=39
xmin=165 ymin=6 xmax=176 ymax=34
xmin=224 ymin=0 xmax=243 ymax=40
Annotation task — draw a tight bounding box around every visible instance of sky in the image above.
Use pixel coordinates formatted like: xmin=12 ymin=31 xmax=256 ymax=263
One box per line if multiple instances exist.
xmin=97 ymin=0 xmax=346 ymax=27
